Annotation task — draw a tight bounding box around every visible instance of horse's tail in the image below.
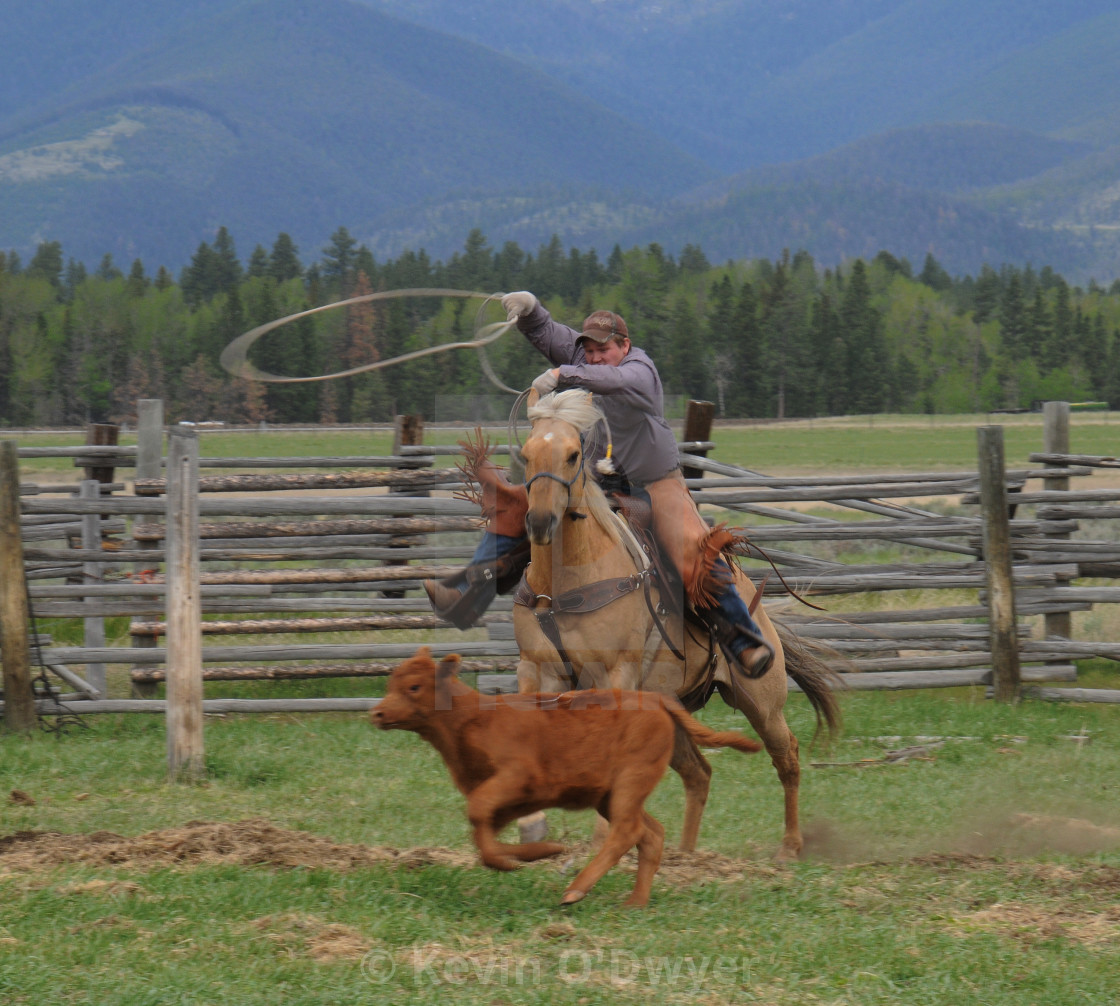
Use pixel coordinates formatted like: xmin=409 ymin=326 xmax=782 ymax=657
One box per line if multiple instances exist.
xmin=772 ymin=614 xmax=845 ymax=744
xmin=662 ymin=697 xmax=764 ymax=755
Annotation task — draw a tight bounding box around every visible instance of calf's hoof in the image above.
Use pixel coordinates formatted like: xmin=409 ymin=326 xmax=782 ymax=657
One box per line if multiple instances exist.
xmin=514 ymin=840 xmax=566 ymax=862
xmin=479 ymin=852 xmax=521 ymax=872
xmin=560 ymin=888 xmax=586 ymax=906
xmin=519 ymin=811 xmax=548 ymax=844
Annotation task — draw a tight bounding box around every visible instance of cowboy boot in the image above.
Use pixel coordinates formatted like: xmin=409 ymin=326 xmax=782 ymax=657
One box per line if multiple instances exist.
xmin=423 ymin=533 xmax=530 ymax=630
xmin=698 ymin=581 xmax=774 ymax=679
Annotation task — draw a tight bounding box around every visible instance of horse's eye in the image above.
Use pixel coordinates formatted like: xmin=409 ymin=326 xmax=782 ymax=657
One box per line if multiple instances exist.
xmin=566 ymin=450 xmax=579 ymax=466
xmin=408 ymin=684 xmax=421 ymax=694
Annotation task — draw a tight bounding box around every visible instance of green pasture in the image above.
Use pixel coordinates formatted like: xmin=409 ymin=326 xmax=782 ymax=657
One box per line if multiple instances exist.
xmin=9 ymin=409 xmax=1120 ymax=480
xmin=4 ymin=413 xmax=1120 ymax=1003
xmin=2 ymin=689 xmax=1119 ymax=1005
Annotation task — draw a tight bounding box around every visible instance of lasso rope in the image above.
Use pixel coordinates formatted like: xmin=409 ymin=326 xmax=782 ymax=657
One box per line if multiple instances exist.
xmin=219 ymin=288 xmax=521 ymax=393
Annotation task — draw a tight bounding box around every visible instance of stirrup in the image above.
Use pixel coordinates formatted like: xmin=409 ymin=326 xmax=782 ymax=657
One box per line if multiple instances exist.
xmin=702 ymin=608 xmax=775 ymax=680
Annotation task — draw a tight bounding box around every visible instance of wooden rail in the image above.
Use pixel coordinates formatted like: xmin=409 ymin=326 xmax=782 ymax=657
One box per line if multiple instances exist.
xmin=4 ymin=399 xmax=1119 ymax=745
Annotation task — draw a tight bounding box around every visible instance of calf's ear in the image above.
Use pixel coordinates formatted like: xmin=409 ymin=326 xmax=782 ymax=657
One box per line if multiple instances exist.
xmin=434 ymin=654 xmax=461 ymax=710
xmin=436 ymin=654 xmax=462 ymax=681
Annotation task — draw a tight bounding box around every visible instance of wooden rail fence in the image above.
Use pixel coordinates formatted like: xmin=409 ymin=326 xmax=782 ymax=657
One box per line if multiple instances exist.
xmin=4 ymin=399 xmax=1120 ymax=744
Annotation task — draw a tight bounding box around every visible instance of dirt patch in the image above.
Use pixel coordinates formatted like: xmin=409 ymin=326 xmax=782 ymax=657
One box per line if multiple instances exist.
xmin=950 ymin=901 xmax=1120 ymax=947
xmin=0 ymin=819 xmax=773 ymax=889
xmin=247 ymin=912 xmax=372 ymax=961
xmin=0 ymin=819 xmax=474 ymax=874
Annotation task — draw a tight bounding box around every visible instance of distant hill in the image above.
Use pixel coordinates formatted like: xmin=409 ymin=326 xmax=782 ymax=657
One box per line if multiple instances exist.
xmin=364 ymin=0 xmax=1119 ymax=168
xmin=0 ymin=0 xmax=710 ymax=269
xmin=4 ymin=0 xmax=1120 ymax=281
xmin=361 ymin=124 xmax=1116 ymax=280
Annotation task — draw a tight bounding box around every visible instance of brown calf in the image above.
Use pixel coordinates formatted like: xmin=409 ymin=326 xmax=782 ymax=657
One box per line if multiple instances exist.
xmin=371 ymin=646 xmax=762 ymax=907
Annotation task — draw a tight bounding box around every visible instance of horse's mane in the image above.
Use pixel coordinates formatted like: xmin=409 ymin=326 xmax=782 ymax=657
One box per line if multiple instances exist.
xmin=526 ymin=390 xmax=621 ymax=545
xmin=527 ymin=389 xmax=603 ymax=435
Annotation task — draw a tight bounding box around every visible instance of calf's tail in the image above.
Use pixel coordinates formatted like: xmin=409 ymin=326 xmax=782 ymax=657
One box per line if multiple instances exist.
xmin=663 ymin=698 xmax=762 ymax=754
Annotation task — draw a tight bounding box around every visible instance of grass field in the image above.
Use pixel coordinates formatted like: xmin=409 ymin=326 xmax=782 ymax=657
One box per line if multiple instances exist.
xmin=2 ymin=690 xmax=1119 ymax=1005
xmin=3 ymin=413 xmax=1120 ymax=1004
xmin=10 ymin=409 xmax=1120 ymax=480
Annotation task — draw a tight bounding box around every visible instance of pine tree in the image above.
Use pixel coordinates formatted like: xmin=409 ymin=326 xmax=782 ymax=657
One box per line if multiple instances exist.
xmin=722 ymin=279 xmax=761 ymax=417
xmin=343 ymin=271 xmax=384 ymax=421
xmin=972 ymin=265 xmax=1000 ymax=324
xmin=605 ymin=244 xmax=624 ymax=284
xmin=247 ymin=245 xmax=270 ymax=279
xmin=679 ymin=244 xmax=710 ymax=274
xmin=28 ymin=241 xmax=64 ymax=290
xmin=1025 ymin=288 xmax=1050 ymax=361
xmin=268 ymin=233 xmax=303 ymax=282
xmin=181 ymin=242 xmax=218 ymax=305
xmin=1082 ymin=312 xmax=1108 ymax=398
xmin=96 ymin=254 xmax=122 ymax=281
xmin=211 ymin=227 xmax=243 ymax=293
xmin=493 ymin=241 xmax=526 ymax=292
xmin=704 ymin=276 xmax=736 ymax=416
xmin=666 ymin=292 xmax=708 ymax=399
xmin=809 ymin=293 xmax=843 ymax=414
xmin=998 ymin=273 xmax=1027 ymax=356
xmin=530 ymin=235 xmax=565 ymax=300
xmin=126 ymin=259 xmax=148 ymax=298
xmin=355 ymin=245 xmax=378 ymax=289
xmin=1044 ymin=280 xmax=1073 ymax=371
xmin=321 ymin=226 xmax=358 ymax=292
xmin=839 ymin=260 xmax=885 ymax=414
xmin=64 ymin=259 xmax=88 ymax=300
xmin=448 ymin=229 xmax=493 ymax=293
xmin=918 ymin=253 xmax=952 ymax=291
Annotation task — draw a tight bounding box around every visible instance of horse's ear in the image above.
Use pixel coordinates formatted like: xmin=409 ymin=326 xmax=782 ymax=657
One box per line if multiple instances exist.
xmin=527 ymin=388 xmax=540 ymax=408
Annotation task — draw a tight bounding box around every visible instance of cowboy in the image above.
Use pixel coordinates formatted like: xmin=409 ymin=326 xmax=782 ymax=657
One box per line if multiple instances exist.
xmin=423 ymin=291 xmax=773 ymax=678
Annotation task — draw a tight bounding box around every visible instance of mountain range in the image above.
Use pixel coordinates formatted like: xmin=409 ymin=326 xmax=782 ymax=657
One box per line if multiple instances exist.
xmin=3 ymin=0 xmax=1120 ymax=281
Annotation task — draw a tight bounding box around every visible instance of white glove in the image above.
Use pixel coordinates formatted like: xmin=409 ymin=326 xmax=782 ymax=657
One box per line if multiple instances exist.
xmin=531 ymin=369 xmax=559 ymax=396
xmin=501 ymin=290 xmax=537 ymax=322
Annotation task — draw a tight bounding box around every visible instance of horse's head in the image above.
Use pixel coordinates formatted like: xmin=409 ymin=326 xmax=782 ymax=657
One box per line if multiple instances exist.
xmin=521 ymin=395 xmax=589 ymax=545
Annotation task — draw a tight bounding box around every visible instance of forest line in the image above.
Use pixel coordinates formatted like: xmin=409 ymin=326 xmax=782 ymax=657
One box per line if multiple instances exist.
xmin=2 ymin=226 xmax=1118 ymax=427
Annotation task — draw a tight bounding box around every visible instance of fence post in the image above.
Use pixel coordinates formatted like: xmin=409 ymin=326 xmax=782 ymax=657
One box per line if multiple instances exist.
xmin=83 ymin=422 xmax=119 ymax=484
xmin=0 ymin=441 xmax=37 ymax=732
xmin=978 ymin=425 xmax=1021 ymax=702
xmin=392 ymin=414 xmax=424 ymax=457
xmin=386 ymin=415 xmax=425 ymax=597
xmin=165 ymin=427 xmax=204 ymax=780
xmin=1042 ymin=401 xmax=1072 ymax=648
xmin=80 ymin=480 xmax=106 ymax=698
xmin=131 ymin=400 xmax=164 ymax=698
xmin=681 ymin=400 xmax=715 ymax=481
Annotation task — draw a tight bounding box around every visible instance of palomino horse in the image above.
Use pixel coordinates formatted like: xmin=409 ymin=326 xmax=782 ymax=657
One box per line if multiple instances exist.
xmin=510 ymin=390 xmax=841 ymax=860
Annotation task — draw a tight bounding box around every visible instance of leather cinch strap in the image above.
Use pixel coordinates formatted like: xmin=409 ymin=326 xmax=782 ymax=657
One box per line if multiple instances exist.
xmin=513 ymin=569 xmax=685 ymax=687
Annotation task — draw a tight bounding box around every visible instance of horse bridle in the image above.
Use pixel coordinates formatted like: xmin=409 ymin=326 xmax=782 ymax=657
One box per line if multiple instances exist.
xmin=522 ymin=435 xmax=588 ymax=501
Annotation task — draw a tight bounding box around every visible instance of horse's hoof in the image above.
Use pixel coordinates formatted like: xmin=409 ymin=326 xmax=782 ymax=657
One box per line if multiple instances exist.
xmin=773 ymin=843 xmax=801 ymax=863
xmin=519 ymin=811 xmax=548 ymax=844
xmin=560 ymin=888 xmax=586 ymax=906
